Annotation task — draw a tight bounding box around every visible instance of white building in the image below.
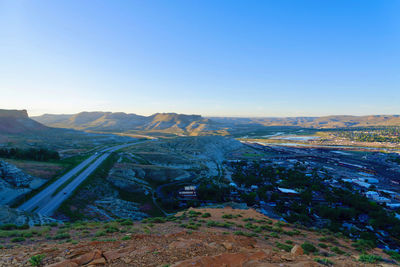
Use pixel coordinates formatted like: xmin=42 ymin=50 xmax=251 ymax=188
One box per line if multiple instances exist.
xmin=366 ymin=191 xmax=379 ymax=199
xmin=375 ymin=197 xmax=391 ymax=203
xmin=353 ymin=180 xmax=372 ymax=189
xmin=278 ymin=187 xmax=299 ymax=195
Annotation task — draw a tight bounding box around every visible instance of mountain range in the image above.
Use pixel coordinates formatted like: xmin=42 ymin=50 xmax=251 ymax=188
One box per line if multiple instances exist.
xmin=32 ymin=112 xmax=220 ymax=136
xmin=33 ymin=111 xmax=400 ymax=134
xmin=2 ymin=110 xmax=400 ymax=137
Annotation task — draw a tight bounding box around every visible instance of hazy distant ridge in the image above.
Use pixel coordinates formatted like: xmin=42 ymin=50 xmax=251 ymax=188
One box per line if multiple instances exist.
xmin=210 ymin=115 xmax=400 ymax=128
xmin=33 ymin=112 xmax=219 ymax=135
xmin=32 ymin=112 xmax=400 ymax=136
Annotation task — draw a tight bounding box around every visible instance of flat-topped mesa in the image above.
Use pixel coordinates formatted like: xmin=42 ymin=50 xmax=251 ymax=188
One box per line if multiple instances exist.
xmin=0 ymin=109 xmax=29 ymax=118
xmin=0 ymin=109 xmax=48 ymax=134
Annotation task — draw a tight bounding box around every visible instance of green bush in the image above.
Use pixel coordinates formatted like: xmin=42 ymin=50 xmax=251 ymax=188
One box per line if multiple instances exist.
xmin=0 ymin=224 xmax=17 ymax=230
xmin=331 ymin=246 xmax=345 ymax=255
xmin=301 ymin=242 xmax=317 ymax=254
xmin=284 ymin=229 xmax=301 ymax=236
xmin=17 ymin=224 xmax=29 ymax=230
xmin=318 ymin=243 xmax=328 ymax=249
xmin=95 ymin=230 xmax=106 ymax=237
xmin=188 ymin=210 xmax=202 ymax=217
xmin=276 ymin=242 xmax=293 ymax=252
xmin=142 ymin=217 xmax=166 ymax=223
xmin=234 ymin=231 xmax=258 ymax=237
xmin=105 ymin=226 xmax=119 ymax=233
xmin=23 ymin=232 xmax=34 ymax=238
xmin=206 ymin=220 xmax=230 ymax=228
xmin=53 ymin=233 xmax=70 ymax=240
xmin=11 ymin=237 xmax=25 ymax=242
xmin=29 ymin=254 xmax=45 ymax=266
xmin=351 ymin=239 xmax=375 ymax=252
xmin=201 ymin=213 xmax=211 ymax=218
xmin=318 ymin=236 xmax=336 ymax=243
xmin=270 ymin=232 xmax=279 ymax=238
xmin=384 ymin=250 xmax=400 ymax=261
xmin=314 ymin=257 xmax=334 ymax=266
xmin=180 ymin=223 xmax=201 ymax=230
xmin=120 ymin=220 xmax=134 ymax=226
xmin=121 ymin=236 xmax=131 ymax=241
xmin=358 ymin=254 xmax=382 ymax=263
xmin=222 ymin=214 xmax=241 ymax=219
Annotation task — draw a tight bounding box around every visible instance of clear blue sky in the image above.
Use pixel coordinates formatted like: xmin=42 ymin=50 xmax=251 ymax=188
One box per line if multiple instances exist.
xmin=0 ymin=0 xmax=399 ymax=117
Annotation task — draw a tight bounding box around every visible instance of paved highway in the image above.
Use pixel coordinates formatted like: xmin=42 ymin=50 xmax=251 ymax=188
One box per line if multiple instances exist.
xmin=19 ymin=142 xmax=141 ymax=216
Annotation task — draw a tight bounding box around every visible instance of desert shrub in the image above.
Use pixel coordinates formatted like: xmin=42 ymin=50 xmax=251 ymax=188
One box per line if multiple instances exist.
xmin=284 ymin=229 xmax=301 ymax=236
xmin=180 ymin=222 xmax=201 ymax=230
xmin=201 ymin=213 xmax=211 ymax=218
xmin=314 ymin=258 xmax=334 ymax=266
xmin=234 ymin=231 xmax=258 ymax=237
xmin=318 ymin=236 xmax=336 ymax=243
xmin=17 ymin=224 xmax=30 ymax=230
xmin=105 ymin=226 xmax=119 ymax=233
xmin=120 ymin=220 xmax=133 ymax=226
xmin=276 ymin=242 xmax=293 ymax=252
xmin=270 ymin=232 xmax=279 ymax=238
xmin=23 ymin=232 xmax=34 ymax=238
xmin=0 ymin=224 xmax=17 ymax=230
xmin=95 ymin=230 xmax=106 ymax=237
xmin=188 ymin=210 xmax=202 ymax=217
xmin=301 ymin=242 xmax=317 ymax=254
xmin=11 ymin=237 xmax=25 ymax=242
xmin=358 ymin=254 xmax=382 ymax=263
xmin=222 ymin=214 xmax=241 ymax=219
xmin=318 ymin=243 xmax=328 ymax=249
xmin=384 ymin=250 xmax=400 ymax=261
xmin=53 ymin=233 xmax=70 ymax=240
xmin=143 ymin=217 xmax=166 ymax=223
xmin=331 ymin=246 xmax=345 ymax=255
xmin=29 ymin=254 xmax=45 ymax=266
xmin=121 ymin=236 xmax=131 ymax=241
xmin=206 ymin=220 xmax=230 ymax=228
xmin=351 ymin=239 xmax=375 ymax=252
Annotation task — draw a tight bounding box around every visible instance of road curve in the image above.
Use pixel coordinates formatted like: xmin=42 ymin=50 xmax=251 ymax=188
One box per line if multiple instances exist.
xmin=18 ymin=154 xmax=99 ymax=212
xmin=19 ymin=142 xmax=144 ymax=216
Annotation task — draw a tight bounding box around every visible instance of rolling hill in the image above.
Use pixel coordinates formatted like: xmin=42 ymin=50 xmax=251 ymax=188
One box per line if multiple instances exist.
xmin=33 ymin=112 xmax=223 ymax=136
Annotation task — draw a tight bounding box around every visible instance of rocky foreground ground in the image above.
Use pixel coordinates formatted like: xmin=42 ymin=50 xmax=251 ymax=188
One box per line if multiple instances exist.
xmin=0 ymin=207 xmax=397 ymax=267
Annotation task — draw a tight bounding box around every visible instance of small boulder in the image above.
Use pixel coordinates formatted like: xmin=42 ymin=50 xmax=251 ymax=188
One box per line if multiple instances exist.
xmin=290 ymin=245 xmax=304 ymax=256
xmin=88 ymin=257 xmax=106 ymax=265
xmin=71 ymin=249 xmax=102 ymax=265
xmin=222 ymin=242 xmax=233 ymax=250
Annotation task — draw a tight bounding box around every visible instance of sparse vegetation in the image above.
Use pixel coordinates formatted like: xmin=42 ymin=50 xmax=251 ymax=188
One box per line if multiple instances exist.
xmin=29 ymin=254 xmax=45 ymax=266
xmin=314 ymin=257 xmax=334 ymax=266
xmin=358 ymin=254 xmax=383 ymax=263
xmin=384 ymin=250 xmax=400 ymax=262
xmin=275 ymin=242 xmax=293 ymax=252
xmin=301 ymin=242 xmax=317 ymax=254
